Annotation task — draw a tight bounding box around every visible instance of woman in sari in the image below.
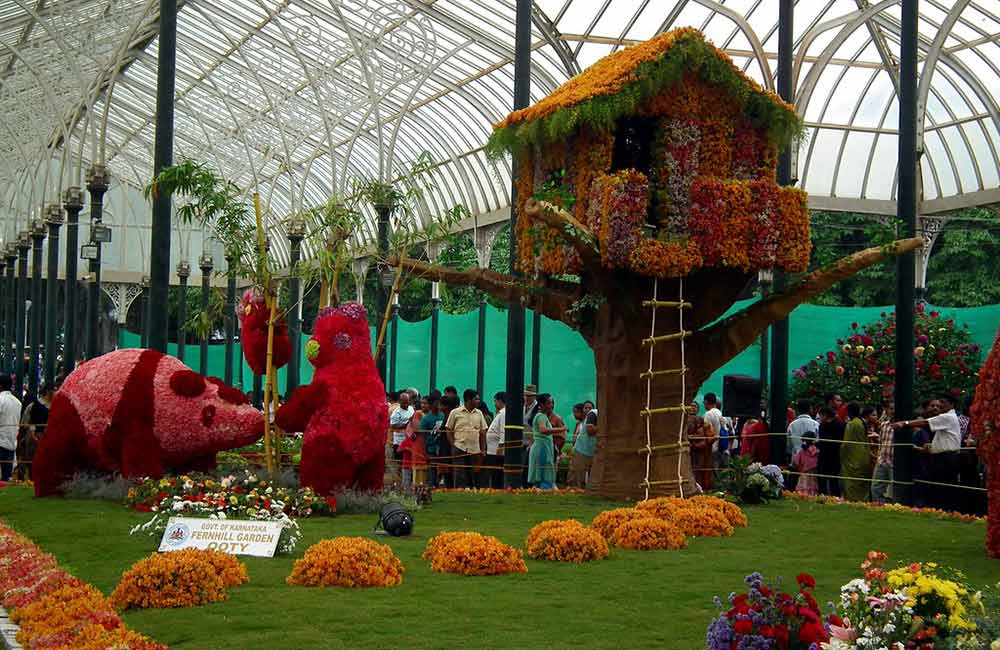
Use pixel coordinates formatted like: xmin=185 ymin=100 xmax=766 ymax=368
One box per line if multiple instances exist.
xmin=528 ymin=394 xmax=566 ymax=489
xmin=840 ymin=402 xmax=873 ymax=501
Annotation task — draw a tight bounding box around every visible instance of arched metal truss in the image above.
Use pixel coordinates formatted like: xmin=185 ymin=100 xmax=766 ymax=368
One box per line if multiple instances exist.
xmin=0 ymin=0 xmax=997 ymax=276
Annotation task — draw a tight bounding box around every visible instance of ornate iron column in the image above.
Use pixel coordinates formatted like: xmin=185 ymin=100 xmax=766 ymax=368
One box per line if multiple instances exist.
xmin=29 ymin=219 xmax=46 ymax=396
xmin=4 ymin=246 xmax=16 ymax=374
xmin=14 ymin=233 xmax=30 ymax=397
xmin=44 ymin=205 xmax=63 ymax=385
xmin=0 ymin=257 xmax=5 ymax=372
xmin=85 ymin=164 xmax=110 ymax=359
xmin=224 ymin=256 xmax=236 ymax=385
xmin=286 ymin=216 xmax=306 ymax=394
xmin=198 ymin=254 xmax=213 ymax=376
xmin=374 ymin=202 xmax=393 ymax=384
xmin=176 ymin=261 xmax=190 ymax=363
xmin=62 ymin=187 xmax=84 ymax=374
xmin=138 ymin=276 xmax=150 ymax=348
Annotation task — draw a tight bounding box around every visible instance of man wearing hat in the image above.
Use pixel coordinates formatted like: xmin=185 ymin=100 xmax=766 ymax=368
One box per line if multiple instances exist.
xmin=521 ymin=384 xmax=539 ymax=486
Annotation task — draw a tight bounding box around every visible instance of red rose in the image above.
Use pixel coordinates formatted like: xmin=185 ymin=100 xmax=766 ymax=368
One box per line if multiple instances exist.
xmin=733 ymin=619 xmax=753 ymax=635
xmin=796 ymin=573 xmax=815 ymax=589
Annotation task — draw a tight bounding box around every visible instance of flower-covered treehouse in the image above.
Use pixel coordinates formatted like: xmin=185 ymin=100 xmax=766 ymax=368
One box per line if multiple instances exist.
xmin=394 ymin=28 xmax=922 ymax=500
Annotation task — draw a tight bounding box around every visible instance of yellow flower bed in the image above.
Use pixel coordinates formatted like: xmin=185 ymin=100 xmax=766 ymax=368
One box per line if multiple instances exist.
xmin=287 ymin=537 xmax=404 ymax=588
xmin=612 ymin=518 xmax=687 ymax=551
xmin=525 ymin=520 xmax=609 ymax=563
xmin=673 ymin=505 xmax=735 ymax=538
xmin=12 ymin=583 xmax=120 ymax=646
xmin=422 ymin=532 xmax=527 ymax=576
xmin=635 ymin=497 xmax=690 ymax=520
xmin=886 ymin=562 xmax=976 ymax=631
xmin=111 ymin=548 xmax=248 ymax=609
xmin=689 ymin=495 xmax=748 ymax=528
xmin=591 ymin=507 xmax=656 ymax=540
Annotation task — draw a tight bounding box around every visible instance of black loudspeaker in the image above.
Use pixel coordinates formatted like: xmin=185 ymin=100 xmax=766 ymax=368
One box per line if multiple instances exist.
xmin=722 ymin=375 xmax=762 ymax=418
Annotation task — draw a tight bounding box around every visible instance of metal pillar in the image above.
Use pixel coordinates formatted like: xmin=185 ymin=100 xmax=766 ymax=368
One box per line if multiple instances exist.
xmin=176 ymin=261 xmax=190 ymax=363
xmin=429 ymin=290 xmax=440 ymax=391
xmin=530 ymin=310 xmax=541 ymax=387
xmin=85 ymin=164 xmax=110 ymax=359
xmin=4 ymin=248 xmax=16 ymax=374
xmin=0 ymin=257 xmax=5 ymax=372
xmin=374 ymin=202 xmax=392 ymax=384
xmin=198 ymin=254 xmax=212 ymax=376
xmin=224 ymin=258 xmax=236 ymax=385
xmin=286 ymin=220 xmax=305 ymax=394
xmin=138 ymin=277 xmax=150 ymax=348
xmin=504 ymin=0 xmax=531 ymax=488
xmin=768 ymin=0 xmax=793 ymax=464
xmin=253 ymin=374 xmax=262 ymax=408
xmin=389 ymin=297 xmax=399 ymax=392
xmin=477 ymin=298 xmax=486 ymax=395
xmin=29 ymin=220 xmax=45 ymax=397
xmin=14 ymin=234 xmax=29 ymax=397
xmin=62 ymin=187 xmax=84 ymax=374
xmin=44 ymin=205 xmax=63 ymax=385
xmin=893 ymin=0 xmax=919 ymax=506
xmin=148 ymin=0 xmax=178 ymax=353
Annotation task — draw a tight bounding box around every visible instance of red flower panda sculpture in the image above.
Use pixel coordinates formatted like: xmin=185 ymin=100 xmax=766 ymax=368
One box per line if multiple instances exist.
xmin=238 ymin=289 xmax=291 ymax=376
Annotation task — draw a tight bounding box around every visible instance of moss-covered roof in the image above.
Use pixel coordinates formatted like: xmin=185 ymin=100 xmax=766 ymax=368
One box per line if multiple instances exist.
xmin=487 ymin=27 xmax=802 ymax=157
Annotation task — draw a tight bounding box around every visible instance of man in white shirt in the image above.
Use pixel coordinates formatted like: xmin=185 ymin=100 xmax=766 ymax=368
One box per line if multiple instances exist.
xmin=484 ymin=392 xmax=506 ymax=488
xmin=0 ymin=374 xmax=23 ymax=481
xmin=787 ymin=399 xmax=820 ymax=459
xmin=891 ymin=395 xmax=962 ymax=510
xmin=702 ymin=393 xmax=725 ymax=470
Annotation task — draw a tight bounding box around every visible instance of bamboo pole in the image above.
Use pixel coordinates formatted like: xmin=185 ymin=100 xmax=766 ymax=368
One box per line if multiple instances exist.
xmin=253 ymin=193 xmax=275 ymax=476
xmin=373 ymin=264 xmax=403 ymax=363
xmin=269 ymin=363 xmax=280 ymax=469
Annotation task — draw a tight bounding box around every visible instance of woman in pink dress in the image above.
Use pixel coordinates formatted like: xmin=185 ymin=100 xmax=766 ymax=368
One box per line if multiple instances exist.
xmin=791 ymin=435 xmax=819 ymax=496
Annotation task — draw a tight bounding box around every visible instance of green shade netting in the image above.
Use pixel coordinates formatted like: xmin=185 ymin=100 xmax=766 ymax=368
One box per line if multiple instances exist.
xmin=120 ymin=301 xmax=1000 ymax=416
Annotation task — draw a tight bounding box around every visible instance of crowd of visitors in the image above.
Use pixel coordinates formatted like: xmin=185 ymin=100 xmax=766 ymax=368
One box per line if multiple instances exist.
xmin=386 ymin=383 xmax=599 ymax=490
xmin=0 ymin=373 xmax=56 ymax=482
xmin=683 ymin=390 xmax=985 ymax=515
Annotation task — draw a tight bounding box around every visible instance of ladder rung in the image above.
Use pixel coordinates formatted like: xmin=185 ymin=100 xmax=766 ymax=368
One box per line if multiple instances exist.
xmin=640 ymin=367 xmax=687 ymax=379
xmin=640 ymin=479 xmax=684 ymax=487
xmin=642 ymin=331 xmax=691 ymax=346
xmin=638 ymin=441 xmax=690 ymax=454
xmin=640 ymin=405 xmax=690 ymax=417
xmin=642 ymin=300 xmax=692 ymax=309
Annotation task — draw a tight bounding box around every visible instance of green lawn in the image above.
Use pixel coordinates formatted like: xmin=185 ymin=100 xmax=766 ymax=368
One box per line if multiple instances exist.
xmin=1 ymin=487 xmax=998 ymax=649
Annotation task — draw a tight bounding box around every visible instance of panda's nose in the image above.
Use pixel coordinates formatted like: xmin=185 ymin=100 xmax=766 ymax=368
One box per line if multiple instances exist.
xmin=305 ymin=339 xmax=320 ymax=361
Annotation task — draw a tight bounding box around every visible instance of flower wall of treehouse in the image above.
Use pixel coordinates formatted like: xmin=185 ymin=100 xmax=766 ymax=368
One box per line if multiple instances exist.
xmin=514 ymin=74 xmax=809 ymax=279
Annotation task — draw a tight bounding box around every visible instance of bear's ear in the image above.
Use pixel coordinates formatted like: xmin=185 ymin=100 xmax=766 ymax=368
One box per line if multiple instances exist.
xmin=170 ymin=369 xmax=206 ymax=397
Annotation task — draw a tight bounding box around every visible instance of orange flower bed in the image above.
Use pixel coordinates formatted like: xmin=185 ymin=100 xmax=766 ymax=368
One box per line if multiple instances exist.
xmin=612 ymin=518 xmax=687 ymax=551
xmin=287 ymin=537 xmax=404 ymax=588
xmin=422 ymin=532 xmax=527 ymax=576
xmin=0 ymin=521 xmax=164 ymax=649
xmin=525 ymin=521 xmax=609 ymax=563
xmin=673 ymin=505 xmax=735 ymax=538
xmin=635 ymin=496 xmax=690 ymax=520
xmin=111 ymin=548 xmax=248 ymax=609
xmin=689 ymin=495 xmax=748 ymax=528
xmin=590 ymin=507 xmax=656 ymax=540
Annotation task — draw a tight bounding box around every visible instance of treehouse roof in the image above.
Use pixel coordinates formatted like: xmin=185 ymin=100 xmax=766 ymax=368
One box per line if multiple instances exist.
xmin=488 ymin=28 xmax=802 ymax=157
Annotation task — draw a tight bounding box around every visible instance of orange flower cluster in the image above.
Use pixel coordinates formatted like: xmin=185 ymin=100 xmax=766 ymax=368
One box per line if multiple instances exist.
xmin=590 ymin=507 xmax=656 ymax=540
xmin=634 ymin=496 xmax=690 ymax=520
xmin=422 ymin=532 xmax=527 ymax=576
xmin=0 ymin=521 xmax=164 ymax=649
xmin=287 ymin=537 xmax=404 ymax=588
xmin=524 ymin=520 xmax=609 ymax=563
xmin=689 ymin=495 xmax=749 ymax=528
xmin=634 ymin=495 xmax=742 ymax=537
xmin=673 ymin=505 xmax=736 ymax=538
xmin=111 ymin=548 xmax=248 ymax=609
xmin=784 ymin=491 xmax=985 ymax=523
xmin=612 ymin=518 xmax=687 ymax=551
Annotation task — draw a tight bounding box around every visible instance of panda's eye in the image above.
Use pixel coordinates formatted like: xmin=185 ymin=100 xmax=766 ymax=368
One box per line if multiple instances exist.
xmin=334 ymin=332 xmax=352 ymax=350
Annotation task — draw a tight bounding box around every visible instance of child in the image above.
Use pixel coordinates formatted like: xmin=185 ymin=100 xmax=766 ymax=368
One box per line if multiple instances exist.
xmin=791 ymin=434 xmax=819 ymax=496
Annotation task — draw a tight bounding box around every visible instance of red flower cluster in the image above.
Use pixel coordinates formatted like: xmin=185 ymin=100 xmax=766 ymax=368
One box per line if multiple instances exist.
xmin=970 ymin=325 xmax=1000 ymax=557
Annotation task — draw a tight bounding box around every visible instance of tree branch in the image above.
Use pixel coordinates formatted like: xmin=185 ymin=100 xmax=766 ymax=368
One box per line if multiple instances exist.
xmin=523 ymin=198 xmax=601 ymax=267
xmin=387 ymin=256 xmax=582 ymax=327
xmin=692 ymin=237 xmax=924 ymax=376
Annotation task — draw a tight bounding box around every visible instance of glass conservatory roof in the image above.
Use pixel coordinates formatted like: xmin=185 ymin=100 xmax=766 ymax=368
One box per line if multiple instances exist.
xmin=0 ymin=0 xmax=997 ymax=268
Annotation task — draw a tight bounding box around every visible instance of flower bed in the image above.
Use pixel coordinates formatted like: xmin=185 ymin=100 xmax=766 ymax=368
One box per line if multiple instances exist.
xmin=525 ymin=520 xmax=609 ymax=563
xmin=422 ymin=532 xmax=526 ymax=576
xmin=612 ymin=518 xmax=686 ymax=551
xmin=634 ymin=496 xmax=689 ymax=520
xmin=673 ymin=504 xmax=735 ymax=538
xmin=111 ymin=548 xmax=248 ymax=609
xmin=0 ymin=521 xmax=164 ymax=649
xmin=784 ymin=491 xmax=984 ymax=523
xmin=689 ymin=495 xmax=748 ymax=528
xmin=287 ymin=538 xmax=404 ymax=588
xmin=590 ymin=507 xmax=656 ymax=540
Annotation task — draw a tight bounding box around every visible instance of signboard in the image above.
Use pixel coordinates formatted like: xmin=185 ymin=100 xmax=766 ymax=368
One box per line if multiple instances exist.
xmin=158 ymin=517 xmax=282 ymax=557
xmin=80 ymin=244 xmax=98 ymax=260
xmin=92 ymin=224 xmax=112 ymax=243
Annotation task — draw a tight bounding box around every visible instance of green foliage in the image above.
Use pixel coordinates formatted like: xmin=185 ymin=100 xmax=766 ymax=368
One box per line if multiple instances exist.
xmin=926 ymin=210 xmax=1000 ymax=307
xmin=806 ymin=212 xmax=899 ymax=306
xmin=718 ymin=455 xmax=784 ymax=504
xmin=486 ymin=32 xmax=803 ymax=158
xmin=789 ymin=306 xmax=982 ymax=407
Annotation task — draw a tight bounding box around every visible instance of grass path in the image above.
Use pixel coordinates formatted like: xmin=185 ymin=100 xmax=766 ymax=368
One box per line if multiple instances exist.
xmin=1 ymin=487 xmax=997 ymax=649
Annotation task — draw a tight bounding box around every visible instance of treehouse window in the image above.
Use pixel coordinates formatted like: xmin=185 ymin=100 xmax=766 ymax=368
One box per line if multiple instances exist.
xmin=611 ymin=117 xmax=656 ymax=174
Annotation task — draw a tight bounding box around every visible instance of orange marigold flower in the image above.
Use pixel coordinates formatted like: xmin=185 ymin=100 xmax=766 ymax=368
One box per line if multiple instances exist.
xmin=525 ymin=521 xmax=609 ymax=563
xmin=111 ymin=548 xmax=246 ymax=609
xmin=612 ymin=518 xmax=687 ymax=551
xmin=590 ymin=507 xmax=656 ymax=540
xmin=635 ymin=497 xmax=690 ymax=520
xmin=673 ymin=505 xmax=735 ymax=538
xmin=688 ymin=495 xmax=748 ymax=528
xmin=287 ymin=537 xmax=404 ymax=588
xmin=422 ymin=532 xmax=526 ymax=576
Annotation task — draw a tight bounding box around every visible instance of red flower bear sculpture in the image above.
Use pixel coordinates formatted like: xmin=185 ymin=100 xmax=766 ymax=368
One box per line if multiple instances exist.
xmin=971 ymin=324 xmax=1000 ymax=558
xmin=33 ymin=349 xmax=263 ymax=496
xmin=275 ymin=302 xmax=387 ymax=495
xmin=239 ymin=288 xmax=291 ymax=376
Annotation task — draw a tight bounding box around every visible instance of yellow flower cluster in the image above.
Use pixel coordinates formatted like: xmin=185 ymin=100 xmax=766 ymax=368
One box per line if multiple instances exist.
xmin=111 ymin=548 xmax=248 ymax=609
xmin=673 ymin=506 xmax=735 ymax=538
xmin=636 ymin=496 xmax=739 ymax=537
xmin=287 ymin=538 xmax=404 ymax=588
xmin=612 ymin=518 xmax=687 ymax=551
xmin=590 ymin=507 xmax=656 ymax=540
xmin=635 ymin=497 xmax=689 ymax=520
xmin=689 ymin=495 xmax=749 ymax=528
xmin=525 ymin=520 xmax=609 ymax=563
xmin=886 ymin=563 xmax=976 ymax=631
xmin=12 ymin=583 xmax=118 ymax=645
xmin=71 ymin=624 xmax=169 ymax=650
xmin=422 ymin=532 xmax=527 ymax=576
